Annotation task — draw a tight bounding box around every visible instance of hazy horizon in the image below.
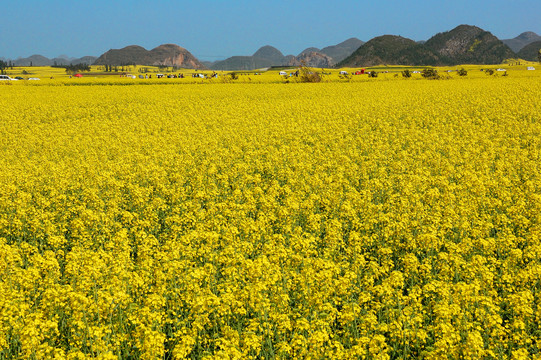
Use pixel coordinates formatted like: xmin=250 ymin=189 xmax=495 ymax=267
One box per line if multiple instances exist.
xmin=2 ymin=0 xmax=540 ymax=61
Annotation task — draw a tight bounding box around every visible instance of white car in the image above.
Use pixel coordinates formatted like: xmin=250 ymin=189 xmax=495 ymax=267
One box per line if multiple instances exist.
xmin=0 ymin=75 xmax=17 ymax=81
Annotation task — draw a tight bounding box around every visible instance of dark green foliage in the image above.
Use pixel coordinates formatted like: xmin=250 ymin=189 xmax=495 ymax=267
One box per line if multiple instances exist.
xmin=457 ymin=68 xmax=468 ymax=76
xmin=516 ymin=41 xmax=541 ymax=61
xmin=402 ymin=69 xmax=412 ymax=78
xmin=421 ymin=68 xmax=440 ymax=79
xmin=424 ymin=25 xmax=516 ymax=65
xmin=338 ymin=35 xmax=441 ymax=67
xmin=62 ymin=63 xmax=91 ymax=74
xmin=368 ymin=71 xmax=378 ymax=78
xmin=338 ymin=25 xmax=517 ymax=68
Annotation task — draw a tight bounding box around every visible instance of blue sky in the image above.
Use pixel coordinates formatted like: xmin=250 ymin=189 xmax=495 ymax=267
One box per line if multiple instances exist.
xmin=2 ymin=0 xmax=539 ymax=60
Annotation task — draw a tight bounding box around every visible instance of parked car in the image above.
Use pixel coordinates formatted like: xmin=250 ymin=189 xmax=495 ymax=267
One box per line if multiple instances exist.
xmin=15 ymin=76 xmax=24 ymax=80
xmin=28 ymin=78 xmax=41 ymax=81
xmin=0 ymin=75 xmax=17 ymax=81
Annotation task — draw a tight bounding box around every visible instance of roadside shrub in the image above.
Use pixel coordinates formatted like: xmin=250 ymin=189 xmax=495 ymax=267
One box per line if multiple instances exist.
xmin=297 ymin=62 xmax=322 ymax=83
xmin=485 ymin=69 xmax=494 ymax=75
xmin=402 ymin=69 xmax=412 ymax=78
xmin=368 ymin=71 xmax=378 ymax=78
xmin=457 ymin=68 xmax=468 ymax=76
xmin=421 ymin=68 xmax=440 ymax=79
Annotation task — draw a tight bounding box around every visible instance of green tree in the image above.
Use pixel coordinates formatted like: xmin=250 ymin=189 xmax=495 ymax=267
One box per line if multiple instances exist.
xmin=63 ymin=63 xmax=91 ymax=75
xmin=421 ymin=68 xmax=439 ymax=79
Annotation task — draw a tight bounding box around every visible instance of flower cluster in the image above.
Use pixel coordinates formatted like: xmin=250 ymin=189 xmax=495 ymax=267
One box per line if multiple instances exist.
xmin=1 ymin=75 xmax=541 ymax=359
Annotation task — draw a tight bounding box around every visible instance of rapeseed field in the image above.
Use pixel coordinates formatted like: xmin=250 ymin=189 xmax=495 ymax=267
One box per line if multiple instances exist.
xmin=1 ymin=73 xmax=541 ymax=359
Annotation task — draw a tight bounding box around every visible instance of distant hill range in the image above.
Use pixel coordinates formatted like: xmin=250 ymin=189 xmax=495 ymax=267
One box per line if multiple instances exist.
xmin=424 ymin=25 xmax=516 ymax=64
xmin=502 ymin=32 xmax=541 ymax=52
xmin=210 ymin=46 xmax=291 ymax=71
xmin=338 ymin=35 xmax=441 ymax=67
xmin=8 ymin=55 xmax=97 ymax=66
xmin=93 ymin=44 xmax=204 ymax=69
xmin=209 ymin=38 xmax=364 ymax=70
xmin=339 ymin=25 xmax=517 ymax=67
xmin=517 ymin=41 xmax=541 ymax=61
xmin=2 ymin=27 xmax=540 ymax=70
xmin=318 ymin=38 xmax=365 ymax=62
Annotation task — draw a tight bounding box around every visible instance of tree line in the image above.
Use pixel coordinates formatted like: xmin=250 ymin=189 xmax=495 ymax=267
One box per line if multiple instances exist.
xmin=99 ymin=64 xmax=136 ymax=72
xmin=51 ymin=63 xmax=91 ymax=74
xmin=0 ymin=60 xmax=15 ymax=75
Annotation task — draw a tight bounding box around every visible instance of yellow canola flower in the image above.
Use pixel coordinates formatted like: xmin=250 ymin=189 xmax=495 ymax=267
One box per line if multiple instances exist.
xmin=0 ymin=71 xmax=540 ymax=359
